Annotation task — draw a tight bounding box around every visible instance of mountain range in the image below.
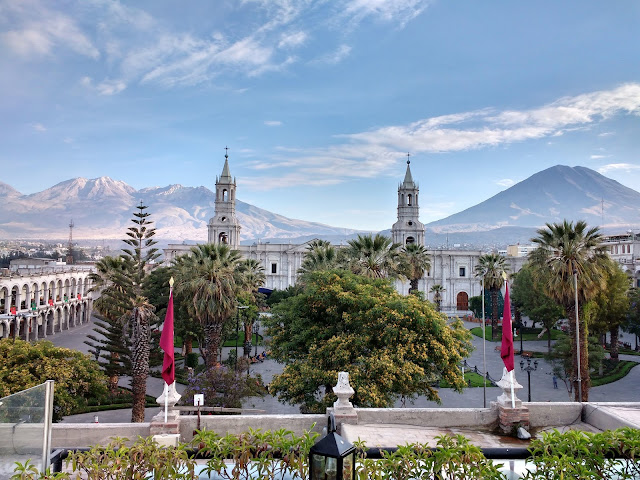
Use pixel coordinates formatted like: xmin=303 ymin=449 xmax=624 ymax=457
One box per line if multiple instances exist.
xmin=0 ymin=165 xmax=638 ymax=247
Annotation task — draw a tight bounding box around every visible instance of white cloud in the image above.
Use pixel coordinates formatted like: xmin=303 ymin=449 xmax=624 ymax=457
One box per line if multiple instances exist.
xmin=1 ymin=1 xmax=99 ymax=59
xmin=31 ymin=123 xmax=46 ymax=132
xmin=598 ymin=131 xmax=615 ymax=137
xmin=496 ymin=179 xmax=515 ymax=187
xmin=278 ymin=31 xmax=307 ymax=48
xmin=597 ymin=163 xmax=640 ymax=174
xmin=264 ymin=120 xmax=283 ymax=126
xmin=341 ymin=0 xmax=430 ymax=27
xmin=590 ymin=154 xmax=611 ymax=160
xmin=312 ymin=44 xmax=352 ymax=65
xmin=243 ymin=83 xmax=640 ymax=190
xmin=80 ymin=76 xmax=126 ymax=96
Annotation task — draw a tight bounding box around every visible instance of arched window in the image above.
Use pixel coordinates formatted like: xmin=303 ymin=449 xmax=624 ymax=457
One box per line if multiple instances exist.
xmin=218 ymin=232 xmax=228 ymax=244
xmin=406 ymin=237 xmax=415 ymax=244
xmin=222 ymin=189 xmax=228 ymax=201
xmin=407 ymin=194 xmax=412 ymax=206
xmin=221 ymin=217 xmax=227 ymax=222
xmin=456 ymin=292 xmax=469 ymax=310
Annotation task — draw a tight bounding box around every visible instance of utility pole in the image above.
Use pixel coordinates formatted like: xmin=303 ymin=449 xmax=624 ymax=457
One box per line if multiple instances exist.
xmin=66 ymin=219 xmax=74 ymax=265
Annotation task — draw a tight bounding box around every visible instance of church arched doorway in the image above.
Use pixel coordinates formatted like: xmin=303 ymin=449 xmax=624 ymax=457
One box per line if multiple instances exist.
xmin=456 ymin=292 xmax=469 ymax=310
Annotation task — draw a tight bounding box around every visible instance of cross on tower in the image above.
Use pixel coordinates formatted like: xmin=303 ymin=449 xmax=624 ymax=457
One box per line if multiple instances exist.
xmin=407 ymin=152 xmax=411 ymax=165
xmin=225 ymin=146 xmax=229 ymax=158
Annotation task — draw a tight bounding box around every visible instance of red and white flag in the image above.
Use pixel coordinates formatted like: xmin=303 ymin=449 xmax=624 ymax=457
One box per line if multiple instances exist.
xmin=160 ymin=289 xmax=175 ymax=385
xmin=500 ymin=282 xmax=515 ymax=372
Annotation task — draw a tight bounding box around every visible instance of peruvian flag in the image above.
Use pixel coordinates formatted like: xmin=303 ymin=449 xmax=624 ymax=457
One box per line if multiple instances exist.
xmin=500 ymin=282 xmax=515 ymax=372
xmin=159 ymin=289 xmax=175 ymax=385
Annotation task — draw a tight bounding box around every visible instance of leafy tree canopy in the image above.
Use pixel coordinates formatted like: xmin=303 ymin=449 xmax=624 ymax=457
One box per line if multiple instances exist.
xmin=0 ymin=339 xmax=107 ymax=421
xmin=265 ymin=270 xmax=473 ymax=412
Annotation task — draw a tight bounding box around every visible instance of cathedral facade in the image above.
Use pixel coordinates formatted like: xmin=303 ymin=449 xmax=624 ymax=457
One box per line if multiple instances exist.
xmin=164 ymin=155 xmax=526 ymax=314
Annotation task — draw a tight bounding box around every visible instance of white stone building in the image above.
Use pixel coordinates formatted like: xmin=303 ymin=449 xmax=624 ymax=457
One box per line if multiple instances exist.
xmin=0 ymin=264 xmax=94 ymax=340
xmin=601 ymin=232 xmax=640 ymax=287
xmin=164 ymin=154 xmax=528 ymax=315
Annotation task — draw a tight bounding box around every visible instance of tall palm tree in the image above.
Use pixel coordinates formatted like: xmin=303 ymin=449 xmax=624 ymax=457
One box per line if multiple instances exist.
xmin=530 ymin=220 xmax=608 ymax=401
xmin=173 ymin=243 xmax=243 ymax=368
xmin=237 ymin=258 xmax=266 ymax=345
xmin=429 ymin=284 xmax=445 ymax=312
xmin=345 ymin=233 xmax=404 ymax=279
xmin=474 ymin=253 xmax=509 ymax=340
xmin=88 ymin=202 xmax=159 ymax=422
xmin=401 ymin=243 xmax=431 ymax=295
xmin=298 ymin=242 xmax=343 ymax=279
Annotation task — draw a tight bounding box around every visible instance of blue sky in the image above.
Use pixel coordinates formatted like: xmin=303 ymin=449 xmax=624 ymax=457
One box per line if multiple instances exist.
xmin=1 ymin=0 xmax=639 ymax=231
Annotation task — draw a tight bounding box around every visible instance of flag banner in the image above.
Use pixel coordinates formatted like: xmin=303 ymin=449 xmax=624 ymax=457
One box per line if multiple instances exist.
xmin=500 ymin=282 xmax=515 ymax=372
xmin=160 ymin=289 xmax=175 ymax=385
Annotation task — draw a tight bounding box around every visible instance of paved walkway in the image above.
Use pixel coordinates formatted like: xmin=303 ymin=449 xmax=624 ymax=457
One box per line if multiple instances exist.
xmin=45 ymin=317 xmax=640 ymax=422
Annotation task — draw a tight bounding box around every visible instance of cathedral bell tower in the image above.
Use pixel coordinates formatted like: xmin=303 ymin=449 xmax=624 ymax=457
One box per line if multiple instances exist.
xmin=392 ymin=154 xmax=425 ymax=246
xmin=208 ymin=148 xmax=241 ymax=248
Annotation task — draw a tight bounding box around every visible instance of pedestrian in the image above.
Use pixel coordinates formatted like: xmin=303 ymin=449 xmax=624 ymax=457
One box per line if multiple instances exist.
xmin=552 ymin=375 xmax=558 ymax=389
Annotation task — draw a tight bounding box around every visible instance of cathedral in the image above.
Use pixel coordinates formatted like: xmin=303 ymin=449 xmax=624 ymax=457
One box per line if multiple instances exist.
xmin=164 ymin=153 xmax=526 ymax=314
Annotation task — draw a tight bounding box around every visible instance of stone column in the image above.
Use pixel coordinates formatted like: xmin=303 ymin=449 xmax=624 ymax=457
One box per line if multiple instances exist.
xmin=493 ymin=367 xmax=530 ymax=435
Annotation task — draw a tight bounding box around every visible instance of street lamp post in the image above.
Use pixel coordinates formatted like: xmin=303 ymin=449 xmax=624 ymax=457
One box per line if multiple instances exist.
xmin=573 ymin=268 xmax=582 ymax=402
xmin=235 ymin=305 xmax=249 ymax=370
xmin=520 ymin=358 xmax=538 ymax=402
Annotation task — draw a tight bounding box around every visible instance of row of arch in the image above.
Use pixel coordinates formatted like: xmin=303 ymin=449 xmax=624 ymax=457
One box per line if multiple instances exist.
xmin=0 ymin=301 xmax=92 ymax=341
xmin=0 ymin=275 xmax=92 ymax=314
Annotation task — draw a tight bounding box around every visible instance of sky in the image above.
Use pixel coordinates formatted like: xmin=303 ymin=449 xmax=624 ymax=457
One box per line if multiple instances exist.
xmin=1 ymin=0 xmax=639 ymax=232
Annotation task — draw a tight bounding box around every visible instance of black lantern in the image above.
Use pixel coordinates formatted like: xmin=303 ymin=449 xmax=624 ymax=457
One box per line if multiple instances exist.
xmin=309 ymin=414 xmax=356 ymax=480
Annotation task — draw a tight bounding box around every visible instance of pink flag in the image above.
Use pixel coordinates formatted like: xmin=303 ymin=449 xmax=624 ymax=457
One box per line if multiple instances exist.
xmin=160 ymin=290 xmax=175 ymax=385
xmin=500 ymin=282 xmax=515 ymax=372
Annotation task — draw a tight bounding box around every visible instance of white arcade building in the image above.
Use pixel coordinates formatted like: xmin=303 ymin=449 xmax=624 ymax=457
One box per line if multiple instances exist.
xmin=0 ymin=261 xmax=94 ymax=340
xmin=164 ymin=153 xmax=527 ymax=314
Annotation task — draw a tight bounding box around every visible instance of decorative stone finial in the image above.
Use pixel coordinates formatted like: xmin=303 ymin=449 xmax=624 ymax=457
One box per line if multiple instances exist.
xmin=496 ymin=367 xmax=523 ymax=408
xmin=333 ymin=372 xmax=355 ymax=412
xmin=156 ymin=382 xmax=182 ymax=409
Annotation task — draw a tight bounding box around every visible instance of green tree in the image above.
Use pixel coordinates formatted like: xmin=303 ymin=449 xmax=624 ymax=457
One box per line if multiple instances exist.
xmin=474 ymin=253 xmax=509 ymax=340
xmin=85 ymin=256 xmax=131 ymax=391
xmin=625 ymin=288 xmax=640 ymax=351
xmin=264 ymin=270 xmax=473 ymax=412
xmin=429 ymin=284 xmax=445 ymax=312
xmin=469 ymin=295 xmax=482 ymax=319
xmin=89 ymin=203 xmax=160 ymax=422
xmin=172 ymin=243 xmax=243 ymax=368
xmin=510 ymin=264 xmax=564 ymax=353
xmin=530 ymin=220 xmax=609 ymax=401
xmin=297 ymin=241 xmax=343 ymax=280
xmin=401 ymin=243 xmax=431 ymax=295
xmin=344 ymin=233 xmax=404 ymax=279
xmin=591 ymin=260 xmax=630 ymax=362
xmin=0 ymin=339 xmax=107 ymax=421
xmin=545 ymin=334 xmax=605 ymax=400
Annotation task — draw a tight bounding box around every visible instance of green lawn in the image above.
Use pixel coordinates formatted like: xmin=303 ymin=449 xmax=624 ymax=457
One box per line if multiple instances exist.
xmin=222 ymin=332 xmax=263 ymax=347
xmin=440 ymin=371 xmax=492 ymax=388
xmin=469 ymin=325 xmax=566 ymax=342
xmin=591 ymin=360 xmax=639 ymax=387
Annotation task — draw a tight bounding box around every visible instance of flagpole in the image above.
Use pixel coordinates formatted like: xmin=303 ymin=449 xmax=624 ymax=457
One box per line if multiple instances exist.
xmin=162 ymin=277 xmax=175 ymax=424
xmin=481 ymin=278 xmax=486 ymax=409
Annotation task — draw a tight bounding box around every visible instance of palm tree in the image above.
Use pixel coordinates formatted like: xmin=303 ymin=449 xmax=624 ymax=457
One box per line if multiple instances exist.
xmin=298 ymin=242 xmax=343 ymax=279
xmin=86 ymin=256 xmax=131 ymax=392
xmin=530 ymin=220 xmax=608 ymax=401
xmin=237 ymin=258 xmax=266 ymax=346
xmin=401 ymin=243 xmax=431 ymax=295
xmin=88 ymin=202 xmax=159 ymax=422
xmin=345 ymin=233 xmax=404 ymax=279
xmin=429 ymin=284 xmax=445 ymax=312
xmin=173 ymin=243 xmax=243 ymax=368
xmin=474 ymin=253 xmax=509 ymax=340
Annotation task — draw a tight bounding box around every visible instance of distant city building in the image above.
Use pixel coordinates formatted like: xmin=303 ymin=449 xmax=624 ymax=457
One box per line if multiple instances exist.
xmin=506 ymin=244 xmax=538 ymax=258
xmin=601 ymin=232 xmax=640 ymax=287
xmin=164 ymin=153 xmax=528 ymax=314
xmin=9 ymin=257 xmax=66 ymax=271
